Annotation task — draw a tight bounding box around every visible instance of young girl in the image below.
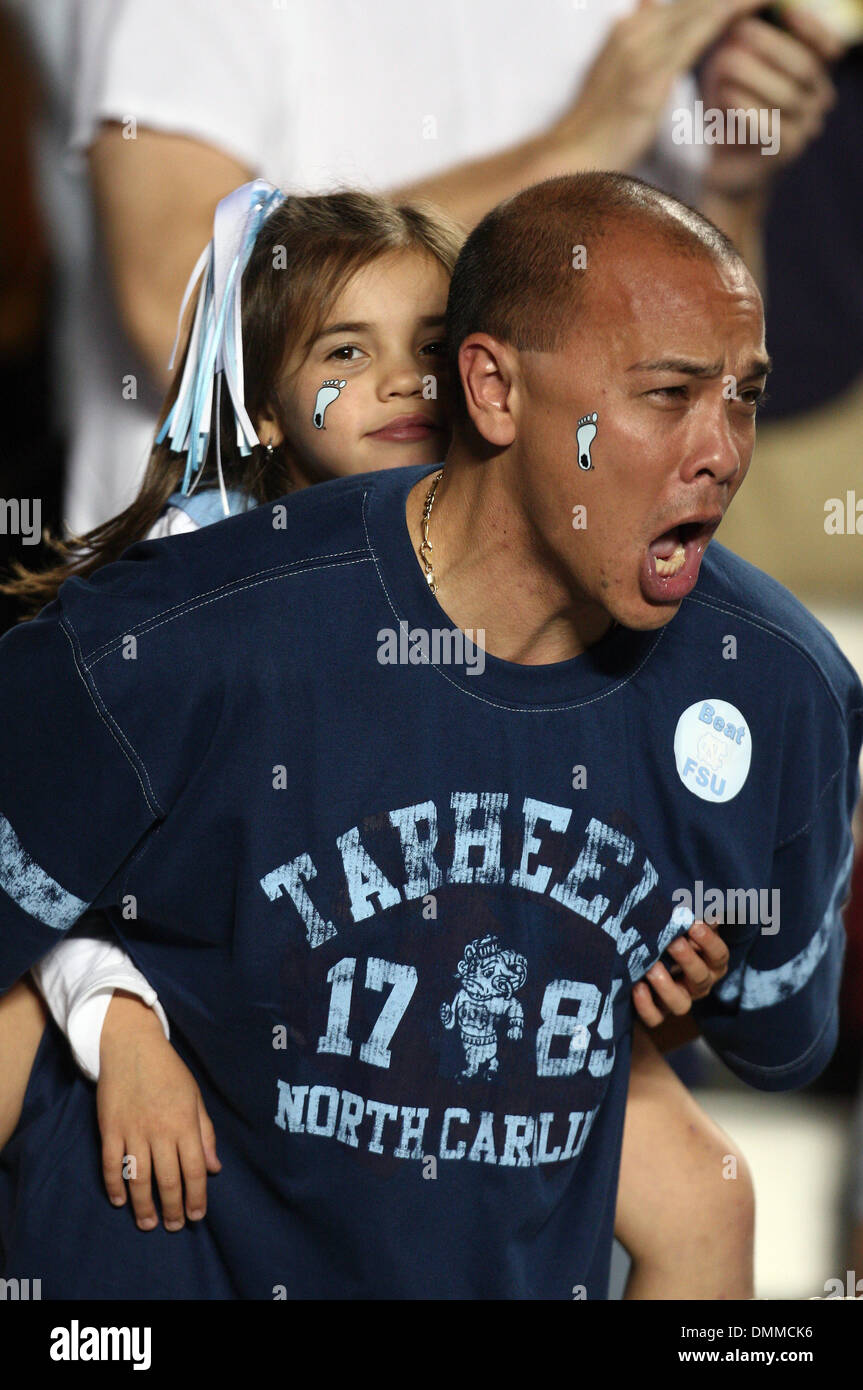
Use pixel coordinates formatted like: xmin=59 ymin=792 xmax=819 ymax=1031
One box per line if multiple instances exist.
xmin=0 ymin=182 xmax=752 ymax=1299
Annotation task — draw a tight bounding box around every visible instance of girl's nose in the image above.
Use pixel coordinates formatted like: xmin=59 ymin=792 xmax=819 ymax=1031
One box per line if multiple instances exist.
xmin=378 ymin=361 xmax=424 ymax=398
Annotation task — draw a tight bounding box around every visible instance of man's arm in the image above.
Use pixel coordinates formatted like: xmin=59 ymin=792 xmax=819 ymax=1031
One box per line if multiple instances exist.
xmin=0 ymin=602 xmax=161 ymax=991
xmin=692 ymin=808 xmax=859 ymax=1089
xmin=0 ymin=543 xmax=215 ymax=991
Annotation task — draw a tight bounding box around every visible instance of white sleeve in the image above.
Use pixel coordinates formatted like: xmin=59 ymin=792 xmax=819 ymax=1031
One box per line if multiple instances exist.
xmin=31 ymin=933 xmax=170 ymax=1084
xmin=144 ymin=505 xmax=201 ymax=540
xmin=637 ymin=73 xmax=709 ymax=205
xmin=70 ymin=0 xmax=285 ymax=175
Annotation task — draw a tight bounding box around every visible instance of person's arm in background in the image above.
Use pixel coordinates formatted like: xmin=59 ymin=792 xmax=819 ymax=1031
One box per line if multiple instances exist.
xmin=86 ymin=0 xmax=841 ymax=390
xmin=87 ymin=0 xmax=763 ymax=385
xmin=615 ymin=1019 xmax=755 ymax=1299
xmin=396 ymin=2 xmax=844 ymax=288
xmin=390 ymin=0 xmax=766 ymax=232
xmin=88 ymin=129 xmax=253 ymax=390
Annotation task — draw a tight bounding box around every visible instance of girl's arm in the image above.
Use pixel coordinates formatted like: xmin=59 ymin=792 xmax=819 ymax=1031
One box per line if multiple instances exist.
xmin=99 ymin=991 xmax=221 ymax=1232
xmin=33 ymin=933 xmax=221 ymax=1231
xmin=0 ymin=976 xmax=47 ymax=1149
xmin=31 ymin=928 xmax=171 ymax=1082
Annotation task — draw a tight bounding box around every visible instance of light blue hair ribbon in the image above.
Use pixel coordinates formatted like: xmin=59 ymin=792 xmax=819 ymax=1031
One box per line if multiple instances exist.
xmin=156 ymin=179 xmax=286 ymax=517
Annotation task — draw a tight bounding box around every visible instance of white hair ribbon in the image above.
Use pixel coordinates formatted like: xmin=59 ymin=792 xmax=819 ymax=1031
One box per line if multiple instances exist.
xmin=156 ymin=180 xmax=286 ymax=515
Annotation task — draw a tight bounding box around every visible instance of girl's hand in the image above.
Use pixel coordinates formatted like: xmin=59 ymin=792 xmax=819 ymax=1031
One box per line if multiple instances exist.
xmin=633 ymin=919 xmax=729 ymax=1029
xmin=97 ymin=990 xmax=221 ymax=1231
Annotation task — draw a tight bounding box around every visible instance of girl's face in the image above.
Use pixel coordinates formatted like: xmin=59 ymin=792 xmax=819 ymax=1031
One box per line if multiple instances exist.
xmin=268 ymin=250 xmax=451 ymax=487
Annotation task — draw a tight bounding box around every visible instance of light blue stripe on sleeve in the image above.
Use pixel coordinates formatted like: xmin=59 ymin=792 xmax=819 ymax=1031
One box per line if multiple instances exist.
xmin=0 ymin=812 xmax=88 ymax=931
xmin=715 ymin=840 xmax=854 ymax=1011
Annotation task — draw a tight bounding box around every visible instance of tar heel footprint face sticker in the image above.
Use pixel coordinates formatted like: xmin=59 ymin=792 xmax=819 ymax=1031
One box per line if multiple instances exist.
xmin=674 ymin=698 xmax=752 ymax=804
xmin=313 ymin=379 xmax=347 ymax=429
xmin=576 ymin=412 xmax=598 ymax=470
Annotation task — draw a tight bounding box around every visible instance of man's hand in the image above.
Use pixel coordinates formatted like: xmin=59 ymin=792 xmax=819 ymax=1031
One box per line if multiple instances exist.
xmin=700 ymin=9 xmax=846 ymax=197
xmin=98 ymin=990 xmax=221 ymax=1232
xmin=633 ymin=918 xmax=729 ymax=1030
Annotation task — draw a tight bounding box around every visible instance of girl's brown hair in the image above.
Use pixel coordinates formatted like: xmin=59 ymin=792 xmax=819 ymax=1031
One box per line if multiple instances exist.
xmin=1 ymin=189 xmax=464 ymax=620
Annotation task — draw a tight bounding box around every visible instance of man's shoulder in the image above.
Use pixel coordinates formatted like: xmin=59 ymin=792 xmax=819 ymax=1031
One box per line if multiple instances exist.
xmin=166 ymin=471 xmax=376 ymax=576
xmin=687 ymin=542 xmax=863 ymax=719
xmin=57 ymin=472 xmax=381 ymax=659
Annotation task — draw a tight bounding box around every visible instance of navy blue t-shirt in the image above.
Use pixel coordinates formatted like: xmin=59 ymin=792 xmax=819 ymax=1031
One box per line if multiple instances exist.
xmin=0 ymin=462 xmax=861 ymax=1300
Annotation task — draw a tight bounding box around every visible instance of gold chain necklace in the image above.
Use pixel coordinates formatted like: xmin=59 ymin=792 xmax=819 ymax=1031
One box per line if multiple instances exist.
xmin=419 ymin=466 xmax=619 ymax=646
xmin=419 ymin=469 xmax=444 ymax=594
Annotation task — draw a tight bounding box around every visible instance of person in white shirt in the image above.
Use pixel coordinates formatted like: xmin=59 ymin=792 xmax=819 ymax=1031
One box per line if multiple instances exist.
xmin=44 ymin=0 xmax=840 ymax=534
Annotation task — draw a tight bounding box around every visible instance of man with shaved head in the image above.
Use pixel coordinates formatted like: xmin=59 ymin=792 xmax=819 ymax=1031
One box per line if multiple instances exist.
xmin=433 ymin=171 xmax=770 ymax=636
xmin=0 ymin=173 xmax=860 ymax=1301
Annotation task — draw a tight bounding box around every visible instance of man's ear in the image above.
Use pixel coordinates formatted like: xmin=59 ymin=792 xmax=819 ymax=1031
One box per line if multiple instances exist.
xmin=457 ymin=334 xmax=519 ymax=448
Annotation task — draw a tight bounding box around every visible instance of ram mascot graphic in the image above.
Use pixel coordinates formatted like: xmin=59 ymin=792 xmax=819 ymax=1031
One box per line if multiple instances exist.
xmin=440 ymin=934 xmax=527 ymax=1079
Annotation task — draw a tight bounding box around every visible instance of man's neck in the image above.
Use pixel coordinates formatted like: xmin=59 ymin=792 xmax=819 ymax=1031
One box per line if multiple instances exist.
xmin=405 ymin=444 xmax=614 ymax=665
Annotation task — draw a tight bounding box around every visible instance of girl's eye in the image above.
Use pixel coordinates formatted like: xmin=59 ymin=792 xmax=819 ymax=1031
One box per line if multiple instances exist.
xmin=420 ymin=340 xmax=447 ymax=357
xmin=327 ymin=345 xmax=364 ymax=361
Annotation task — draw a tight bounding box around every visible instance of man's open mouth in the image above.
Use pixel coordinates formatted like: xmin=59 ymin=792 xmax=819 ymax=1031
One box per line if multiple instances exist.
xmin=641 ymin=518 xmax=721 ymax=602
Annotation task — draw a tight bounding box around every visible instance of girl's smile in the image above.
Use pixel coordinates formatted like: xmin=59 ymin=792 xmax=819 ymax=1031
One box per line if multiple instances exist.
xmin=365 ymin=412 xmax=444 ymax=442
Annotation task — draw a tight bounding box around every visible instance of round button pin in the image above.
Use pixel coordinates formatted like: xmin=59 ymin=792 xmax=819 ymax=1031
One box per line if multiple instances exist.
xmin=673 ymin=698 xmax=752 ymax=803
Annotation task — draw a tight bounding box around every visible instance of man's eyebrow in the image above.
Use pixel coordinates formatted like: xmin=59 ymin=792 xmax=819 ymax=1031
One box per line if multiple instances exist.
xmin=627 ymin=356 xmax=773 ymax=378
xmin=741 ymin=357 xmax=773 ymax=378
